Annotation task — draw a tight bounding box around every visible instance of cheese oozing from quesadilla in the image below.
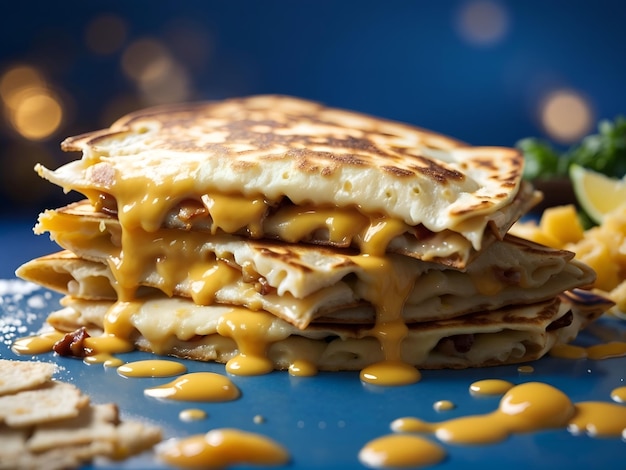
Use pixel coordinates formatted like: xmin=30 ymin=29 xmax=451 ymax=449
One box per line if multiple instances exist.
xmin=41 ymin=292 xmax=608 ymax=375
xmin=19 ymin=200 xmax=598 ymax=331
xmin=35 ymin=95 xmax=539 ymax=268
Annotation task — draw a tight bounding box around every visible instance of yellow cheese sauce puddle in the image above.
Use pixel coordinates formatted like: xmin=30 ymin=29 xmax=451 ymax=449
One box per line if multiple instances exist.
xmin=117 ymin=359 xmax=187 ymax=378
xmin=360 ymin=381 xmax=626 ymax=468
xmin=144 ymin=372 xmax=241 ymax=402
xmin=156 ymin=428 xmax=289 ymax=469
xmin=433 ymin=400 xmax=455 ymax=412
xmin=469 ymin=379 xmax=514 ymax=396
xmin=11 ymin=330 xmax=65 ymax=355
xmin=358 ymin=434 xmax=446 ymax=468
xmin=179 ymin=408 xmax=208 ymax=422
xmin=288 ymin=359 xmax=318 ymax=377
xmin=83 ymin=353 xmax=124 ymax=368
xmin=550 ymin=341 xmax=626 ymax=360
xmin=516 ymin=365 xmax=534 ymax=374
xmin=611 ymin=386 xmax=626 ymax=403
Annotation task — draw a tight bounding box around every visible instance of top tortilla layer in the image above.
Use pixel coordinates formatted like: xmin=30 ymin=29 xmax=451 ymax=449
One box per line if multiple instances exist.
xmin=41 ymin=95 xmax=524 ymax=254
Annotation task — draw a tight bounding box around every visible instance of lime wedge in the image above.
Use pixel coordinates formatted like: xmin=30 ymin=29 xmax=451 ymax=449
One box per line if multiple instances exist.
xmin=569 ymin=164 xmax=626 ymax=224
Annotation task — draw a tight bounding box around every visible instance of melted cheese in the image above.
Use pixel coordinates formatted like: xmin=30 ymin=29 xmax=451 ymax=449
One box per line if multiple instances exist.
xmin=202 ymin=193 xmax=267 ymax=236
xmin=433 ymin=400 xmax=455 ymax=412
xmin=392 ymin=382 xmax=574 ymax=444
xmin=550 ymin=341 xmax=626 ymax=360
xmin=83 ymin=353 xmax=123 ymax=367
xmin=358 ymin=434 xmax=446 ymax=468
xmin=144 ymin=372 xmax=240 ymax=402
xmin=179 ymin=408 xmax=208 ymax=422
xmin=216 ymin=308 xmax=289 ymax=375
xmin=156 ymin=428 xmax=289 ymax=468
xmin=391 ymin=381 xmax=626 ymax=444
xmin=35 ymin=204 xmax=595 ymax=330
xmin=267 ymin=205 xmax=370 ymax=247
xmin=83 ymin=335 xmax=134 ymax=355
xmin=610 ymin=386 xmax=626 ymax=403
xmin=29 ymin=294 xmax=583 ymax=383
xmin=117 ymin=359 xmax=187 ymax=378
xmin=469 ymin=379 xmax=514 ymax=396
xmin=288 ymin=359 xmax=318 ymax=377
xmin=568 ymin=402 xmax=626 ymax=437
xmin=88 ymin=186 xmax=470 ymax=262
xmin=351 ymin=255 xmax=421 ymax=385
xmin=38 ymin=201 xmax=430 ymax=384
xmin=11 ymin=331 xmax=65 ymax=355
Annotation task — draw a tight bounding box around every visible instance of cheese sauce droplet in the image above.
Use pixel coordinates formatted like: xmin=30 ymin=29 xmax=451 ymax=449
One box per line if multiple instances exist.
xmin=550 ymin=343 xmax=587 ymax=359
xmin=360 ymin=360 xmax=421 ymax=386
xmin=568 ymin=402 xmax=626 ymax=437
xmin=144 ymin=372 xmax=240 ymax=402
xmin=288 ymin=359 xmax=318 ymax=377
xmin=517 ymin=365 xmax=534 ymax=374
xmin=433 ymin=400 xmax=455 ymax=412
xmin=156 ymin=428 xmax=289 ymax=468
xmin=610 ymin=386 xmax=626 ymax=403
xmin=550 ymin=341 xmax=626 ymax=360
xmin=117 ymin=359 xmax=187 ymax=378
xmin=586 ymin=342 xmax=626 ymax=360
xmin=84 ymin=334 xmax=135 ymax=355
xmin=358 ymin=434 xmax=446 ymax=468
xmin=11 ymin=331 xmax=65 ymax=355
xmin=83 ymin=353 xmax=124 ymax=368
xmin=469 ymin=379 xmax=514 ymax=396
xmin=179 ymin=409 xmax=208 ymax=422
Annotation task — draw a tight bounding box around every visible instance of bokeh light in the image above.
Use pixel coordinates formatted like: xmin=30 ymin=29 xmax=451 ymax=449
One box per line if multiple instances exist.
xmin=0 ymin=65 xmax=65 ymax=141
xmin=121 ymin=38 xmax=192 ymax=105
xmin=139 ymin=61 xmax=191 ymax=105
xmin=456 ymin=0 xmax=509 ymax=46
xmin=539 ymin=89 xmax=594 ymax=144
xmin=0 ymin=66 xmax=46 ymax=110
xmin=9 ymin=90 xmax=63 ymax=141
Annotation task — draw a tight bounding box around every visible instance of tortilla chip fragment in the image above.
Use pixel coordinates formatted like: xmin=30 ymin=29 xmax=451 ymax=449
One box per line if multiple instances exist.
xmin=0 ymin=380 xmax=89 ymax=427
xmin=27 ymin=403 xmax=119 ymax=452
xmin=0 ymin=359 xmax=56 ymax=396
xmin=0 ymin=360 xmax=162 ymax=469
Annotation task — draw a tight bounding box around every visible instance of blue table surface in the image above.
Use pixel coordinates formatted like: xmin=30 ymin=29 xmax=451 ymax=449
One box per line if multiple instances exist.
xmin=1 ymin=218 xmax=626 ymax=469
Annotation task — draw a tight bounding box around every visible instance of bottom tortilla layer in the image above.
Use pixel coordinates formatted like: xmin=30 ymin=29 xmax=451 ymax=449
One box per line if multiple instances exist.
xmin=44 ymin=290 xmax=610 ymax=372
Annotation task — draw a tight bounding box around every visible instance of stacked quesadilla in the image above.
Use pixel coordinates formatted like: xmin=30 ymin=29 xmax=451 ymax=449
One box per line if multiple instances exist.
xmin=16 ymin=95 xmax=610 ymax=382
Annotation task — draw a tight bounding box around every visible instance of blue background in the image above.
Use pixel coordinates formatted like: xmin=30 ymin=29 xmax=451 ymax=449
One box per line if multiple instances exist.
xmin=1 ymin=3 xmax=626 ymax=465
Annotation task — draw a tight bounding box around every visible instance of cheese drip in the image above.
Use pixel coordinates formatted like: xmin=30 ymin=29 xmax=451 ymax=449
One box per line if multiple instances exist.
xmin=111 ymin=226 xmax=242 ymax=301
xmin=54 ymin=181 xmax=433 ymax=382
xmin=353 ymin=255 xmax=421 ymax=386
xmin=92 ymin=187 xmax=465 ymax=260
xmin=216 ymin=308 xmax=290 ymax=376
xmin=390 ymin=381 xmax=626 ymax=442
xmin=91 ymin=253 xmax=421 ymax=383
